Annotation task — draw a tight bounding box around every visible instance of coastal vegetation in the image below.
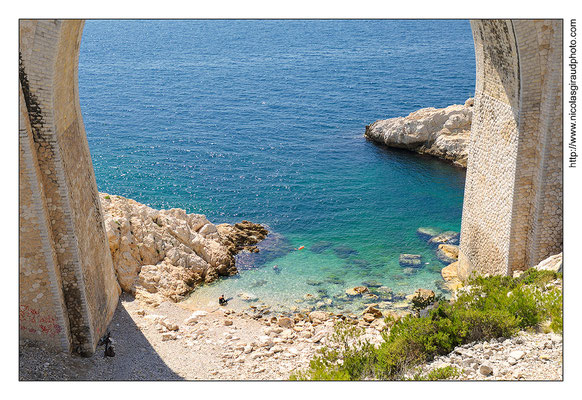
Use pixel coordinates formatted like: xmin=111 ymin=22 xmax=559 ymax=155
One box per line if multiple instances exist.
xmin=291 ymin=268 xmax=562 ymax=380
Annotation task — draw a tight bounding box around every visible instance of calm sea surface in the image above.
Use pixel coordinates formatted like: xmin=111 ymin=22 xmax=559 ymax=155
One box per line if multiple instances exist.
xmin=79 ymin=20 xmax=475 ymax=314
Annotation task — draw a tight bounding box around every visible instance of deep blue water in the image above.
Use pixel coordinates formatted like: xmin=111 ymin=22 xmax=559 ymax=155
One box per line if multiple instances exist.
xmin=79 ymin=20 xmax=475 ymax=313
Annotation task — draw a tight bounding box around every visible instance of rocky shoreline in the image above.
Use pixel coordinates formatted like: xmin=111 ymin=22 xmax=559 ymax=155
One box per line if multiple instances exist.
xmin=19 ymin=194 xmax=562 ymax=381
xmin=100 ymin=193 xmax=268 ymax=306
xmin=364 ymin=99 xmax=473 ymax=167
xmin=19 ymin=290 xmax=562 ymax=381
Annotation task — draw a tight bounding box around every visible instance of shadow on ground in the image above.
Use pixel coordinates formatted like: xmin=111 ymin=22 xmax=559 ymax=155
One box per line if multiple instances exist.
xmin=19 ymin=294 xmax=183 ymax=381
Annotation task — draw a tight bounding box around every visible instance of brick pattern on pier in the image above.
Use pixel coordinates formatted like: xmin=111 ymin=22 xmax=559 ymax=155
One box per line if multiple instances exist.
xmin=19 ymin=20 xmax=120 ymax=355
xmin=458 ymin=20 xmax=563 ymax=280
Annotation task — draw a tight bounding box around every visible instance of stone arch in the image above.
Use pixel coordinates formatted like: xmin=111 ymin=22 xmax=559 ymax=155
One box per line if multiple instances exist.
xmin=19 ymin=19 xmax=562 ymax=353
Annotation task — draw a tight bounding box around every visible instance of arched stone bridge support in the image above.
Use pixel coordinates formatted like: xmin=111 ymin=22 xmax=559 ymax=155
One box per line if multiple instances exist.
xmin=458 ymin=20 xmax=563 ymax=280
xmin=19 ymin=20 xmax=120 ymax=355
xmin=18 ymin=19 xmax=563 ymax=353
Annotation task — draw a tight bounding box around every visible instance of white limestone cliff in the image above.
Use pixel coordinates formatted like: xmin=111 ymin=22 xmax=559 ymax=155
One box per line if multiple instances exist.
xmin=99 ymin=193 xmax=267 ymax=305
xmin=364 ymin=98 xmax=474 ymax=167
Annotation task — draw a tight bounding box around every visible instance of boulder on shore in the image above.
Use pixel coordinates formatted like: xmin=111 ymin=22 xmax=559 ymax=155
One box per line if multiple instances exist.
xmin=436 ymin=244 xmax=459 ymax=264
xmin=410 ymin=288 xmax=436 ymax=308
xmin=533 ymin=253 xmax=562 ymax=273
xmin=441 ymin=261 xmax=463 ymax=291
xmin=428 ymin=231 xmax=460 ymax=247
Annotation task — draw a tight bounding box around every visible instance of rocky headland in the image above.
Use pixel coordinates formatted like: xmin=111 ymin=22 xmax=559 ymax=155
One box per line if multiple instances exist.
xmin=364 ymin=99 xmax=474 ymax=167
xmin=99 ymin=193 xmax=267 ymax=305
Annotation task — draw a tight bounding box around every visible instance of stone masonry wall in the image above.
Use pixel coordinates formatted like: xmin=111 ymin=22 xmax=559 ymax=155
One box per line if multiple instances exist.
xmin=458 ymin=20 xmax=563 ymax=280
xmin=19 ymin=20 xmax=120 ymax=355
xmin=19 ymin=83 xmax=71 ymax=352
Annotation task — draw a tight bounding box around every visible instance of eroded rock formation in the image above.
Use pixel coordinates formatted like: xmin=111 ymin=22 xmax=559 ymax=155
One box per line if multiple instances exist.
xmin=99 ymin=193 xmax=267 ymax=305
xmin=364 ymin=99 xmax=473 ymax=167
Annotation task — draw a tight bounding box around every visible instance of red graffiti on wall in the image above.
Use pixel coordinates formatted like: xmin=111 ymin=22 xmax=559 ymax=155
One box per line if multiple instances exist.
xmin=19 ymin=305 xmax=62 ymax=337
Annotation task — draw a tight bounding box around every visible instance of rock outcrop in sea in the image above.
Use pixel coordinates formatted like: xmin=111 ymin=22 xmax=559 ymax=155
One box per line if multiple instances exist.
xmin=99 ymin=193 xmax=267 ymax=305
xmin=364 ymin=98 xmax=474 ymax=167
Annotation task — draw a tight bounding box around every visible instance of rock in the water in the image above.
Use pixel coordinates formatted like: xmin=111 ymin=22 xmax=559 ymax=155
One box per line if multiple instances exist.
xmin=362 ymin=293 xmax=379 ymax=303
xmin=325 ymin=276 xmax=346 ymax=285
xmin=428 ymin=231 xmax=460 ymax=246
xmin=364 ymin=100 xmax=473 ymax=167
xmin=399 ymin=254 xmax=423 ymax=268
xmin=310 ymin=241 xmax=334 ymax=254
xmin=372 ymin=286 xmax=393 ymax=301
xmin=345 ymin=286 xmax=369 ymax=296
xmin=239 ymin=292 xmax=259 ymax=302
xmin=333 ymin=244 xmax=359 ymax=259
xmin=362 ymin=280 xmax=383 ymax=288
xmin=436 ymin=244 xmax=459 ymax=264
xmin=417 ymin=227 xmax=442 ymax=240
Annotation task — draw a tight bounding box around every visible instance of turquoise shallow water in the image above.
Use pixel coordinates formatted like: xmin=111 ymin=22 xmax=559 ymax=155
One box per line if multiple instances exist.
xmin=79 ymin=20 xmax=475 ymax=314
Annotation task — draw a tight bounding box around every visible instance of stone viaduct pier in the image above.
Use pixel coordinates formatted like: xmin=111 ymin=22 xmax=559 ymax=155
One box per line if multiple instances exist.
xmin=19 ymin=19 xmax=562 ymax=354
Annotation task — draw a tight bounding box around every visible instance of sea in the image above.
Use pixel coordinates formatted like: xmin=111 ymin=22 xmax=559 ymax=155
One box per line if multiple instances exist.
xmin=79 ymin=19 xmax=475 ymax=315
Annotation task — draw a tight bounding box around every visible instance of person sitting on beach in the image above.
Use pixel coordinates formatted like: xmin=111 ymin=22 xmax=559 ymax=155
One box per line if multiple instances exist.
xmin=219 ymin=294 xmax=228 ymax=306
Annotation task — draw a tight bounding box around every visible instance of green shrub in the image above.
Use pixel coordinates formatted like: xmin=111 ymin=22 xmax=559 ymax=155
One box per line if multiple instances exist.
xmin=293 ymin=270 xmax=562 ymax=380
xmin=411 ymin=365 xmax=462 ymax=381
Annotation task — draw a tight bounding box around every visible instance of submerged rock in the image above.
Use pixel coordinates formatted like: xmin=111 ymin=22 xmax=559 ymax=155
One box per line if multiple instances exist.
xmin=399 ymin=254 xmax=423 ymax=268
xmin=239 ymin=292 xmax=259 ymax=302
xmin=371 ymin=286 xmax=394 ymax=301
xmin=362 ymin=280 xmax=383 ymax=288
xmin=325 ymin=276 xmax=346 ymax=286
xmin=364 ymin=99 xmax=473 ymax=167
xmin=333 ymin=244 xmax=359 ymax=259
xmin=250 ymin=279 xmax=268 ymax=288
xmin=310 ymin=241 xmax=334 ymax=254
xmin=232 ymin=230 xmax=292 ymax=271
xmin=417 ymin=227 xmax=442 ymax=240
